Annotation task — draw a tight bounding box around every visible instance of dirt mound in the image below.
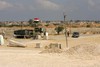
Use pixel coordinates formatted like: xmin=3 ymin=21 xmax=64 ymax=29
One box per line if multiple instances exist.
xmin=40 ymin=43 xmax=62 ymax=53
xmin=65 ymin=44 xmax=100 ymax=56
xmin=40 ymin=44 xmax=100 ymax=55
xmin=40 ymin=48 xmax=62 ymax=53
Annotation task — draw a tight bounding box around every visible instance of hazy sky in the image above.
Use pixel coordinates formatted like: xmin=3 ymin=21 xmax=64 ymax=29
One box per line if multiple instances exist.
xmin=0 ymin=0 xmax=100 ymax=21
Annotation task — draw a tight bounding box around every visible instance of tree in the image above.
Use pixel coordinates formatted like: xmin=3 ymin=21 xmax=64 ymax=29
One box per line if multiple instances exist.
xmin=55 ymin=26 xmax=64 ymax=35
xmin=28 ymin=19 xmax=33 ymax=26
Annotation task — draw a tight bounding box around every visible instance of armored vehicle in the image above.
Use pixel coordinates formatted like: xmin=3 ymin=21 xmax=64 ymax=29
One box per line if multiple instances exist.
xmin=14 ymin=27 xmax=45 ymax=38
xmin=14 ymin=29 xmax=33 ymax=38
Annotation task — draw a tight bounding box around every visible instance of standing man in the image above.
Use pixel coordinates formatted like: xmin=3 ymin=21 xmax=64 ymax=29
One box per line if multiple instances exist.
xmin=67 ymin=31 xmax=69 ymax=37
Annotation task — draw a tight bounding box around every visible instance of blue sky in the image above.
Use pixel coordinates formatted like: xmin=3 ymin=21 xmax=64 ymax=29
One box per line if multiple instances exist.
xmin=0 ymin=0 xmax=100 ymax=21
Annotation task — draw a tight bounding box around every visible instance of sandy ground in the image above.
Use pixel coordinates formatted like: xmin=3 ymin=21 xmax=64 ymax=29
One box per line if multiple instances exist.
xmin=0 ymin=34 xmax=100 ymax=67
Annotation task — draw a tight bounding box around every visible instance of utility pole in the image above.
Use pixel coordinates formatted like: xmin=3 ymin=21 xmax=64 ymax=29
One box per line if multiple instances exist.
xmin=63 ymin=12 xmax=68 ymax=48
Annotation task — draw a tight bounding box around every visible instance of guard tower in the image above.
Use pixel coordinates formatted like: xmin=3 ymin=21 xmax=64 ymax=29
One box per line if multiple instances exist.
xmin=33 ymin=18 xmax=46 ymax=39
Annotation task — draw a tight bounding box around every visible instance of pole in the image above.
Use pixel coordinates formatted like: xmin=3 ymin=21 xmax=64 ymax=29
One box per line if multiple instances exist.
xmin=63 ymin=12 xmax=68 ymax=48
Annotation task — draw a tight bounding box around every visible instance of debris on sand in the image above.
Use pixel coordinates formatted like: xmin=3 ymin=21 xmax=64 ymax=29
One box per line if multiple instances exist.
xmin=40 ymin=43 xmax=62 ymax=53
xmin=40 ymin=48 xmax=62 ymax=53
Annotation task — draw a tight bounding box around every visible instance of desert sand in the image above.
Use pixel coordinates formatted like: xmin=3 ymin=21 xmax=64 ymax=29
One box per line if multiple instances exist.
xmin=0 ymin=34 xmax=100 ymax=67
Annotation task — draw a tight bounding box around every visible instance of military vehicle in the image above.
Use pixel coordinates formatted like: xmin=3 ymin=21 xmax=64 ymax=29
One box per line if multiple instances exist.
xmin=13 ymin=18 xmax=46 ymax=39
xmin=72 ymin=32 xmax=80 ymax=38
xmin=14 ymin=29 xmax=33 ymax=38
xmin=14 ymin=27 xmax=45 ymax=38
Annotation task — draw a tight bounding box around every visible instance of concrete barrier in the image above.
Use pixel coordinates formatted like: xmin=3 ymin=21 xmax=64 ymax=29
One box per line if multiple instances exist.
xmin=35 ymin=43 xmax=41 ymax=48
xmin=8 ymin=40 xmax=26 ymax=47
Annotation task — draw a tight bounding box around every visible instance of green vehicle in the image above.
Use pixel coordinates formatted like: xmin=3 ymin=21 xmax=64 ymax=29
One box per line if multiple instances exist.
xmin=14 ymin=29 xmax=33 ymax=38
